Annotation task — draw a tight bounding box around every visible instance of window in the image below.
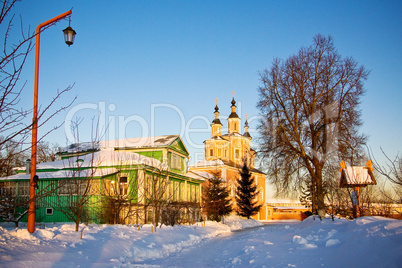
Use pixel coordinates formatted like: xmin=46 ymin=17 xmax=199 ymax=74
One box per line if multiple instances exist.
xmin=119 ymin=176 xmax=128 ymax=195
xmin=58 ymin=181 xmax=71 ymax=195
xmin=46 ymin=208 xmax=53 ymax=215
xmin=146 ymin=210 xmax=153 ymax=224
xmin=210 ymin=149 xmax=213 ymax=157
xmin=0 ymin=181 xmax=15 ymax=196
xmin=163 ymin=179 xmax=171 ymax=200
xmin=89 ymin=179 xmax=101 ymax=195
xmin=172 ymin=181 xmax=178 ymax=201
xmin=190 ymin=184 xmax=195 ymax=202
xmin=235 ymin=149 xmax=240 ymax=159
xmin=180 ymin=182 xmax=185 ymax=201
xmin=218 ymin=149 xmax=222 ymax=157
xmin=193 ymin=185 xmax=198 ymax=202
xmin=145 ymin=175 xmax=152 ymax=197
xmin=78 ymin=180 xmax=89 ymax=195
xmin=58 ymin=180 xmax=90 ymax=195
xmin=17 ymin=181 xmax=30 ymax=196
xmin=171 ymin=154 xmax=182 ymax=170
xmin=169 ymin=180 xmax=173 ymax=201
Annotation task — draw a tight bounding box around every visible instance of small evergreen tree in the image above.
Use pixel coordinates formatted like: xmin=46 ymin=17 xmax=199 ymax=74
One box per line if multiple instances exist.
xmin=299 ymin=183 xmax=315 ymax=212
xmin=300 ymin=181 xmax=329 ymax=216
xmin=202 ymin=174 xmax=232 ymax=222
xmin=235 ymin=160 xmax=262 ymax=219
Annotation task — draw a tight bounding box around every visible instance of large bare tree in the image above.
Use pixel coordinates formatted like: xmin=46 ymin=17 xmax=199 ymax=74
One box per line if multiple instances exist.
xmin=257 ymin=34 xmax=368 ymax=217
xmin=1 ymin=1 xmax=76 ymax=226
xmin=0 ymin=0 xmax=75 ymax=152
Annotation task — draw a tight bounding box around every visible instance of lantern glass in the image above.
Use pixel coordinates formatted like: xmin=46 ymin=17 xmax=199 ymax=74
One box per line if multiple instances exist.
xmin=63 ymin=26 xmax=76 ymax=46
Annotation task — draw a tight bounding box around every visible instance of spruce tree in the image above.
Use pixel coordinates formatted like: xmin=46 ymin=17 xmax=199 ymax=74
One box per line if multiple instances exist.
xmin=202 ymin=175 xmax=232 ymax=222
xmin=299 ymin=183 xmax=316 ymax=213
xmin=235 ymin=160 xmax=262 ymax=219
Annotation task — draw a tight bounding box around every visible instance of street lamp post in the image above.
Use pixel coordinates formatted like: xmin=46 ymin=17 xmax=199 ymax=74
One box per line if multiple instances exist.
xmin=28 ymin=10 xmax=77 ymax=234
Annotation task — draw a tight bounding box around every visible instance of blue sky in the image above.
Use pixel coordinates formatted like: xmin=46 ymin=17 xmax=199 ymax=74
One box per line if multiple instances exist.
xmin=11 ymin=1 xmax=402 ymax=170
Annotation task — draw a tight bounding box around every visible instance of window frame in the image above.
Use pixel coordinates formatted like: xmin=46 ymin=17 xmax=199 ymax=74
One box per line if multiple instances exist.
xmin=118 ymin=175 xmax=129 ymax=196
xmin=46 ymin=208 xmax=53 ymax=215
xmin=171 ymin=154 xmax=182 ymax=170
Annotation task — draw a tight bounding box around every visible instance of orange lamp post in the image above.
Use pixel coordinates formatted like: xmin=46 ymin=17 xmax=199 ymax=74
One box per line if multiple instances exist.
xmin=28 ymin=10 xmax=77 ymax=233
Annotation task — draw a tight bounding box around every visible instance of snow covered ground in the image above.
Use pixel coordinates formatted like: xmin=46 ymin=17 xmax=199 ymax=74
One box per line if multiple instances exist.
xmin=0 ymin=215 xmax=401 ymax=267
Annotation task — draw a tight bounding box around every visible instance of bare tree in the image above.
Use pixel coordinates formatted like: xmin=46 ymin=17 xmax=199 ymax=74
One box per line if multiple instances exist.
xmin=100 ymin=157 xmax=143 ymax=225
xmin=0 ymin=182 xmax=28 ymax=226
xmin=324 ymin=173 xmax=352 ymax=218
xmin=0 ymin=172 xmax=62 ymax=226
xmin=0 ymin=0 xmax=75 ymax=151
xmin=36 ymin=141 xmax=59 ymax=163
xmin=371 ymin=149 xmax=402 ymax=200
xmin=47 ymin=119 xmax=101 ymax=231
xmin=100 ymin=154 xmax=192 ymax=227
xmin=257 ymin=34 xmax=368 ymax=218
xmin=54 ymin=176 xmax=96 ymax=231
xmin=142 ymin=168 xmax=169 ymax=226
xmin=141 ymin=165 xmax=191 ymax=227
xmin=0 ymin=137 xmax=28 ymax=176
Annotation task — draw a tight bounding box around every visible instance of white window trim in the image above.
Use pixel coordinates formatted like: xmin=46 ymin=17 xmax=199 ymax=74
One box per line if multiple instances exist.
xmin=46 ymin=208 xmax=53 ymax=215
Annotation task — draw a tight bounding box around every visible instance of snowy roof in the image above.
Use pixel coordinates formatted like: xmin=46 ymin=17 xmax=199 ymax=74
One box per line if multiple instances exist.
xmin=10 ymin=149 xmax=167 ymax=178
xmin=1 ymin=168 xmax=119 ymax=181
xmin=101 ymin=135 xmax=180 ymax=149
xmin=266 ymin=199 xmax=303 ymax=205
xmin=272 ymin=206 xmax=307 ymax=210
xmin=222 ymin=132 xmax=243 ymax=137
xmin=185 ymin=171 xmax=214 ymax=181
xmin=266 ymin=199 xmax=306 ymax=210
xmin=60 ymin=135 xmax=181 ymax=153
xmin=191 ymin=159 xmax=226 ymax=168
xmin=340 ymin=166 xmax=376 ymax=187
xmin=191 ymin=159 xmax=265 ymax=175
xmin=206 ymin=136 xmax=229 ymax=141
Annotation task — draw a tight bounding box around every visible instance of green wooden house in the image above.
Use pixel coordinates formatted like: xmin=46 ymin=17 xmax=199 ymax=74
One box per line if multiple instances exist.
xmin=0 ymin=135 xmax=207 ymax=225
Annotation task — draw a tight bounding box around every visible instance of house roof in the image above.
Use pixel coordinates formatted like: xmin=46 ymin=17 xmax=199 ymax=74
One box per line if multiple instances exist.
xmin=13 ymin=149 xmax=168 ymax=174
xmin=191 ymin=159 xmax=265 ymax=175
xmin=1 ymin=168 xmax=119 ymax=181
xmin=185 ymin=170 xmax=213 ymax=181
xmin=59 ymin=135 xmax=189 ymax=155
xmin=340 ymin=166 xmax=376 ymax=187
xmin=192 ymin=159 xmax=226 ymax=168
xmin=102 ymin=135 xmax=180 ymax=149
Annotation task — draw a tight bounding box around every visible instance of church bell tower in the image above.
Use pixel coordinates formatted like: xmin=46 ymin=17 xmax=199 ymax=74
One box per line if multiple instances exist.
xmin=227 ymin=92 xmax=241 ymax=134
xmin=211 ymin=99 xmax=222 ymax=137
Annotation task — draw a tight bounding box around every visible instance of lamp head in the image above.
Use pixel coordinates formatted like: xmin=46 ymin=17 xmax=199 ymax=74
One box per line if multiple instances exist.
xmin=63 ymin=26 xmax=76 ymax=46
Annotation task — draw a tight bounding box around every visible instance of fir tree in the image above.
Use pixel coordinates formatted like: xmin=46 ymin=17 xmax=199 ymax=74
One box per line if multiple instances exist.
xmin=299 ymin=181 xmax=328 ymax=216
xmin=235 ymin=160 xmax=262 ymax=219
xmin=299 ymin=183 xmax=316 ymax=213
xmin=202 ymin=174 xmax=232 ymax=222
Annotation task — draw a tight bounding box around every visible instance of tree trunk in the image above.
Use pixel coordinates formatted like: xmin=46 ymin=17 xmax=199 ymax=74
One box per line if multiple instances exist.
xmin=315 ymin=167 xmax=326 ymax=219
xmin=310 ymin=180 xmax=317 ymax=214
xmin=75 ymin=215 xmax=80 ymax=232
